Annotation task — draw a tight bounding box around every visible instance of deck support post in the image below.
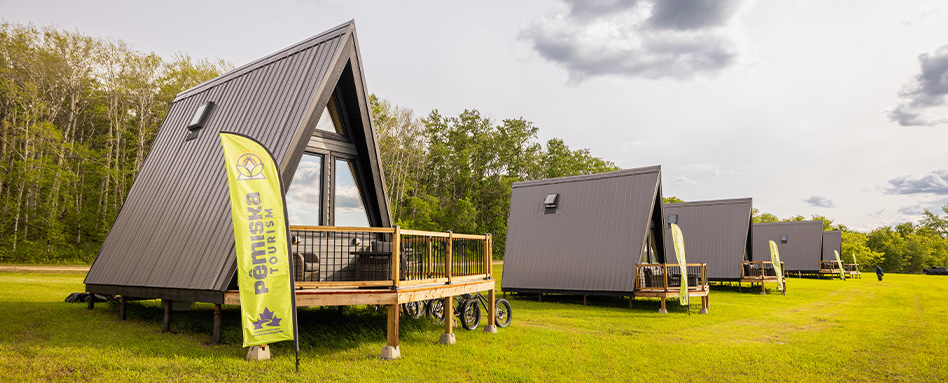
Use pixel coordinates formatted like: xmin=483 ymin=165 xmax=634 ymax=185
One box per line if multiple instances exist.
xmin=119 ymin=296 xmax=127 ymax=320
xmin=760 ymin=282 xmax=766 ymax=295
xmin=381 ymin=304 xmax=401 ymax=359
xmin=439 ymin=296 xmax=456 ymax=345
xmin=659 ymin=297 xmax=667 ymax=314
xmin=484 ymin=289 xmax=497 ymax=333
xmin=212 ymin=304 xmax=222 ymax=344
xmin=161 ymin=300 xmax=171 ymax=333
xmin=699 ymin=296 xmax=709 ymax=314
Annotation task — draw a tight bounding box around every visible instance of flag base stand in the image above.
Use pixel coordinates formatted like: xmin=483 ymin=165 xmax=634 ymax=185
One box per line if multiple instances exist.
xmin=246 ymin=345 xmax=271 ymax=361
xmin=380 ymin=345 xmax=401 ymax=360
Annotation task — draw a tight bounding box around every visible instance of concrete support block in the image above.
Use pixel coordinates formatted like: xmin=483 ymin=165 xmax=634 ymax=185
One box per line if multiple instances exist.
xmin=483 ymin=325 xmax=497 ymax=334
xmin=380 ymin=345 xmax=401 ymax=360
xmin=658 ymin=308 xmax=668 ymax=314
xmin=246 ymin=345 xmax=271 ymax=361
xmin=439 ymin=333 xmax=456 ymax=345
xmin=699 ymin=307 xmax=709 ymax=314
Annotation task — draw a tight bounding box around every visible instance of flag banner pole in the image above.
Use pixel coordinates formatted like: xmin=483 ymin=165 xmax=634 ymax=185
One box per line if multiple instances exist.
xmin=670 ymin=223 xmax=688 ymax=307
xmin=220 ymin=133 xmax=299 ymax=367
xmin=834 ymin=250 xmax=846 ymax=280
xmin=769 ymin=240 xmax=784 ymax=294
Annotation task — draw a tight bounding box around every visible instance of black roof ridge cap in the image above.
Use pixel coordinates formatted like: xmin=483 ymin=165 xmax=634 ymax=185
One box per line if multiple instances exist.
xmin=754 ymin=220 xmax=823 ymax=226
xmin=663 ymin=197 xmax=753 ymax=208
xmin=174 ymin=20 xmax=353 ymax=101
xmin=512 ymin=165 xmax=661 ymax=188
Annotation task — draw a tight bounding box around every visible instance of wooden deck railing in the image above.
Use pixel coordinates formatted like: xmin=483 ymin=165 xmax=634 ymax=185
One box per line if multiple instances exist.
xmin=819 ymin=260 xmax=842 ymax=272
xmin=288 ymin=225 xmax=491 ymax=289
xmin=633 ymin=263 xmax=708 ymax=293
xmin=741 ymin=261 xmax=785 ymax=280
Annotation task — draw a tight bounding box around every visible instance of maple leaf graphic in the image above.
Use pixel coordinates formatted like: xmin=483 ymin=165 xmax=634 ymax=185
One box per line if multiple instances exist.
xmin=252 ymin=316 xmax=267 ymax=330
xmin=267 ymin=316 xmax=282 ymax=327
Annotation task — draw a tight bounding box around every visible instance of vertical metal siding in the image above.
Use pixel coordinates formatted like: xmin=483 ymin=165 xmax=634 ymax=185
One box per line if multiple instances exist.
xmin=822 ymin=231 xmax=842 ymax=261
xmin=84 ymin=23 xmax=381 ymax=293
xmin=501 ymin=166 xmax=663 ymax=294
xmin=752 ymin=221 xmax=824 ymax=272
xmin=662 ymin=198 xmax=752 ymax=280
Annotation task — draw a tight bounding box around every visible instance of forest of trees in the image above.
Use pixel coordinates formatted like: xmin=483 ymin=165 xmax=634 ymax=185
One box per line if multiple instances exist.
xmin=1 ymin=23 xmax=945 ymax=273
xmin=0 ymin=23 xmax=232 ymax=263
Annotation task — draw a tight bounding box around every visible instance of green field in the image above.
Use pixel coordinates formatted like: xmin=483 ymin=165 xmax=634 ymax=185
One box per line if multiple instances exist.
xmin=2 ymin=266 xmax=947 ymax=382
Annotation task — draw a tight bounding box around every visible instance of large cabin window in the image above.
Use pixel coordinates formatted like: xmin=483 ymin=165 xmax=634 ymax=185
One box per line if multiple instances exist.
xmin=286 ymin=154 xmax=323 ymax=225
xmin=334 ymin=160 xmax=369 ymax=227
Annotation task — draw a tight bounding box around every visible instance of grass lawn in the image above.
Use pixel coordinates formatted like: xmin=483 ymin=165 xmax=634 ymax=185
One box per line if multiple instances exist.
xmin=1 ymin=266 xmax=947 ymax=382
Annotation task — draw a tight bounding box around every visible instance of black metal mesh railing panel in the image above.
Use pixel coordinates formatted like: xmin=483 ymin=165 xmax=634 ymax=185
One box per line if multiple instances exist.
xmin=450 ymin=238 xmax=485 ymax=277
xmin=289 ymin=229 xmax=393 ymax=282
xmin=399 ymin=235 xmax=450 ymax=280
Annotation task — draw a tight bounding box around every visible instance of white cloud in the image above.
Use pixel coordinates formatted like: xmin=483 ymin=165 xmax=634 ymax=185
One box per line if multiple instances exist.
xmin=520 ymin=0 xmax=753 ymax=82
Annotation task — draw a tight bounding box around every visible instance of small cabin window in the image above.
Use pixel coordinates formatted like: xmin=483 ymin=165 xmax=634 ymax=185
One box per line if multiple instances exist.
xmin=186 ymin=101 xmax=213 ymax=141
xmin=544 ymin=193 xmax=559 ymax=208
xmin=781 ymin=234 xmax=788 ymax=243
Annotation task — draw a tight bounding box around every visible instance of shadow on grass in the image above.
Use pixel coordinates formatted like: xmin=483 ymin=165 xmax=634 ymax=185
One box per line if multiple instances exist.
xmin=504 ymin=292 xmax=702 ymax=314
xmin=1 ymin=299 xmax=451 ymax=357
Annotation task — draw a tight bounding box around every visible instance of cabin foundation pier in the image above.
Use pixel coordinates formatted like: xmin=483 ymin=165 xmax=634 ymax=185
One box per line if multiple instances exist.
xmin=119 ymin=296 xmax=127 ymax=320
xmin=212 ymin=304 xmax=222 ymax=344
xmin=161 ymin=300 xmax=171 ymax=333
xmin=484 ymin=289 xmax=497 ymax=333
xmin=439 ymin=296 xmax=456 ymax=345
xmin=381 ymin=304 xmax=401 ymax=360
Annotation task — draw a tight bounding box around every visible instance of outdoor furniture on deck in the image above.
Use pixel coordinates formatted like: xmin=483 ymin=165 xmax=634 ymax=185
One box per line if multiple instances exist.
xmin=633 ymin=263 xmax=710 ymax=314
xmin=740 ymin=261 xmax=786 ymax=294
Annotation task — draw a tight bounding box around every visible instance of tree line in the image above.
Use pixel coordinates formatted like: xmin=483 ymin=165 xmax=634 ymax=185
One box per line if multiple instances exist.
xmin=2 ymin=23 xmax=944 ymax=272
xmin=371 ymin=96 xmax=619 ymax=258
xmin=0 ymin=23 xmax=231 ymax=263
xmin=750 ymin=207 xmax=948 ymax=273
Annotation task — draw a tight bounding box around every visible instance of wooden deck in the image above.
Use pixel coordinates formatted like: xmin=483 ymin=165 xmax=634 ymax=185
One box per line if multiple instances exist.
xmin=633 ymin=263 xmax=710 ymax=314
xmin=739 ymin=261 xmax=787 ymax=295
xmin=224 ymin=277 xmax=495 ymax=306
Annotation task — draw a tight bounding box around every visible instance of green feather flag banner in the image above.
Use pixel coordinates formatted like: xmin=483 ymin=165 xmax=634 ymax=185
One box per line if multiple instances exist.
xmin=769 ymin=240 xmax=784 ymax=292
xmin=670 ymin=223 xmax=688 ymax=306
xmin=834 ymin=250 xmax=846 ymax=280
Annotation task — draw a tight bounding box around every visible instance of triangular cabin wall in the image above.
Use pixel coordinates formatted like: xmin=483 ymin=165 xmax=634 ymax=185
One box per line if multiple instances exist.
xmin=84 ymin=21 xmax=391 ymax=303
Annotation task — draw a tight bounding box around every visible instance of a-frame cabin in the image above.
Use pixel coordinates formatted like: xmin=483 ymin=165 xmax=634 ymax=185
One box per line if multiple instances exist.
xmin=84 ymin=21 xmax=499 ymax=359
xmin=502 ymin=166 xmax=667 ymax=296
xmin=662 ymin=198 xmax=753 ymax=281
xmin=85 ymin=20 xmax=390 ymax=303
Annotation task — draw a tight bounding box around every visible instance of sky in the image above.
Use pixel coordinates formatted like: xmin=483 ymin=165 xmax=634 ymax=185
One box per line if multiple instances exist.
xmin=2 ymin=0 xmax=948 ymax=231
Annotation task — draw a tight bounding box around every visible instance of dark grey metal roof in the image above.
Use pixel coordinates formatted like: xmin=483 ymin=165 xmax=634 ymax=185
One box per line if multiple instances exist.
xmin=85 ymin=21 xmax=391 ymax=299
xmin=822 ymin=230 xmax=842 ymax=261
xmin=662 ymin=198 xmax=752 ymax=280
xmin=752 ymin=221 xmax=824 ymax=272
xmin=501 ymin=166 xmax=665 ymax=294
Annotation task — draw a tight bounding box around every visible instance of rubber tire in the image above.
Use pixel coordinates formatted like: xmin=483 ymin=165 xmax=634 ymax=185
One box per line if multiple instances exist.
xmin=460 ymin=299 xmax=481 ymax=331
xmin=427 ymin=298 xmax=445 ymax=325
xmin=495 ymin=298 xmax=512 ymax=328
xmin=403 ymin=301 xmax=424 ymax=319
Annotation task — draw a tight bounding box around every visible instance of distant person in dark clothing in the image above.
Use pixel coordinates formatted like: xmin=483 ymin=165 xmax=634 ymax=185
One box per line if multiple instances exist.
xmin=876 ymin=266 xmax=884 ymax=281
